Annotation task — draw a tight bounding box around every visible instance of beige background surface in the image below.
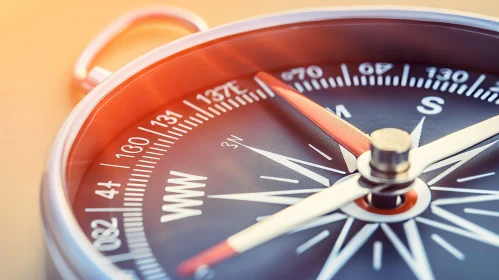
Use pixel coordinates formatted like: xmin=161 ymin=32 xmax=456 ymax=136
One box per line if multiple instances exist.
xmin=0 ymin=0 xmax=497 ymax=279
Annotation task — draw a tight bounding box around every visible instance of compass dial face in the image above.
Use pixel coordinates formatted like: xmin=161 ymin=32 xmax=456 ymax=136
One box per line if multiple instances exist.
xmin=44 ymin=11 xmax=499 ymax=280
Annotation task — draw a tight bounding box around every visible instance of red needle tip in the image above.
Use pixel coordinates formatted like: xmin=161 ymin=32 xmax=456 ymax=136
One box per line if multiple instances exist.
xmin=256 ymin=71 xmax=371 ymax=157
xmin=256 ymin=71 xmax=286 ymax=86
xmin=177 ymin=241 xmax=238 ymax=277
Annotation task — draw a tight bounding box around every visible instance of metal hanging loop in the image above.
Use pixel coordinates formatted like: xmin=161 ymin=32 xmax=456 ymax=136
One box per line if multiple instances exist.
xmin=73 ymin=6 xmax=209 ymax=93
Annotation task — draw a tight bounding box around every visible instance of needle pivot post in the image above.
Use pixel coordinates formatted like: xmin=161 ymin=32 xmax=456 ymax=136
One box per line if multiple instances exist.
xmin=368 ymin=128 xmax=412 ymax=209
xmin=370 ymin=128 xmax=411 ymax=173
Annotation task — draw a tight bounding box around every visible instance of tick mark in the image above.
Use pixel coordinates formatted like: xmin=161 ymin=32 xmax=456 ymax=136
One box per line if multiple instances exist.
xmin=260 ymin=176 xmax=299 ymax=184
xmin=309 ymin=144 xmax=332 ymax=160
xmin=373 ymin=241 xmax=383 ymax=271
xmin=296 ymin=230 xmax=330 ymax=254
xmin=431 ymin=234 xmax=465 ymax=261
xmin=464 ymin=208 xmax=499 ymax=218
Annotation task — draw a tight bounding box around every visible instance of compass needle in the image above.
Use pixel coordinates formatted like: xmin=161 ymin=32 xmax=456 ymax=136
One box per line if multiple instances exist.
xmin=178 ymin=175 xmax=374 ymax=276
xmin=411 ymin=115 xmax=499 ymax=169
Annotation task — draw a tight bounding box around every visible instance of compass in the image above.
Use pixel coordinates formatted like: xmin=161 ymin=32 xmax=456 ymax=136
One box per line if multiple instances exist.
xmin=41 ymin=7 xmax=499 ymax=280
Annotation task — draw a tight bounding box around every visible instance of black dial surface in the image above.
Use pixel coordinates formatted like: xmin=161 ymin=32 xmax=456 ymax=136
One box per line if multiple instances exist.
xmin=67 ymin=17 xmax=499 ymax=280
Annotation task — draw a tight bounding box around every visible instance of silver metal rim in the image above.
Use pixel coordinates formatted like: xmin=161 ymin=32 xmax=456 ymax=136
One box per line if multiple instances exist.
xmin=41 ymin=7 xmax=498 ymax=279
